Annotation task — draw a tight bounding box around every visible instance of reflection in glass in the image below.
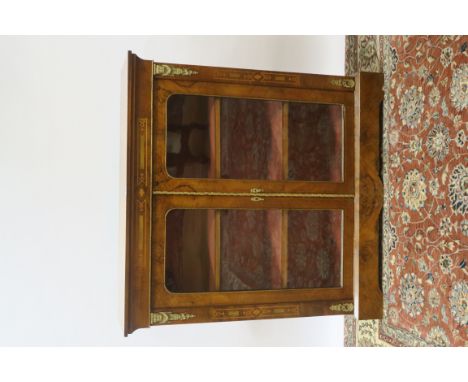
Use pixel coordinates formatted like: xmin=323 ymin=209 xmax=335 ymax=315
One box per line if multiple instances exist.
xmin=287 ymin=210 xmax=342 ymax=288
xmin=288 ymin=102 xmax=343 ymax=181
xmin=165 ymin=209 xmax=342 ymax=293
xmin=165 ymin=209 xmax=211 ymax=293
xmin=220 ymin=98 xmax=283 ymax=180
xmin=220 ymin=209 xmax=282 ymax=291
xmin=166 ymin=95 xmax=214 ymax=178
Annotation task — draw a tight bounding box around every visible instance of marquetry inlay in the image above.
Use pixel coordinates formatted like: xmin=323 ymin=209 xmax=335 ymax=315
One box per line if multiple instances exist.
xmin=211 ymin=305 xmax=300 ymax=321
xmin=214 ymin=70 xmax=300 ymax=85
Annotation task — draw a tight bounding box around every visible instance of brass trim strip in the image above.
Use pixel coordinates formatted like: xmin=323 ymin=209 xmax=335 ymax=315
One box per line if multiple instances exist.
xmin=150 ymin=311 xmax=195 ymax=325
xmin=214 ymin=210 xmax=221 ymax=290
xmin=281 ymin=210 xmax=288 ymax=288
xmin=153 ymin=190 xmax=354 ymax=198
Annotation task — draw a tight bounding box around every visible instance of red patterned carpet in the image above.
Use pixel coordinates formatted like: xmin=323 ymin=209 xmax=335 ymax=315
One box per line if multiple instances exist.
xmin=345 ymin=36 xmax=467 ymax=346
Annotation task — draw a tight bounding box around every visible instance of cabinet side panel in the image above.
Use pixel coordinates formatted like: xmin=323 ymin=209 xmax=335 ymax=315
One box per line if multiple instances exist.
xmin=125 ymin=52 xmax=153 ymax=335
xmin=354 ymin=72 xmax=384 ymax=320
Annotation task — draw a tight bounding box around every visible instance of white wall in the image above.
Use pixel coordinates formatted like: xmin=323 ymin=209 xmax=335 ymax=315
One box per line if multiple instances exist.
xmin=0 ymin=36 xmax=345 ymax=346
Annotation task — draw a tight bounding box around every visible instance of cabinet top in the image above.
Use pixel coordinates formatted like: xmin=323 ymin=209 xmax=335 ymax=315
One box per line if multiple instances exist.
xmin=130 ymin=51 xmax=355 ymax=92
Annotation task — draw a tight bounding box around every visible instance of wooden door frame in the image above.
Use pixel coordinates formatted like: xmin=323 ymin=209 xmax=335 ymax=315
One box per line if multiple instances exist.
xmin=153 ymin=79 xmax=355 ymax=196
xmin=151 ymin=195 xmax=354 ymax=309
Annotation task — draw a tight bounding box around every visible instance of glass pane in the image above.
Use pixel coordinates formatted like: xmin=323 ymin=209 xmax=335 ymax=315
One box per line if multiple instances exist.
xmin=165 ymin=209 xmax=212 ymax=293
xmin=287 ymin=210 xmax=342 ymax=288
xmin=220 ymin=209 xmax=282 ymax=291
xmin=288 ymin=102 xmax=343 ymax=181
xmin=220 ymin=98 xmax=283 ymax=180
xmin=165 ymin=209 xmax=342 ymax=293
xmin=166 ymin=95 xmax=214 ymax=178
xmin=166 ymin=95 xmax=343 ymax=182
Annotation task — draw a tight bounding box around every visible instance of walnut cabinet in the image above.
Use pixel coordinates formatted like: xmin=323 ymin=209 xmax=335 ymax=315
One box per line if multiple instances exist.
xmin=124 ymin=51 xmax=383 ymax=335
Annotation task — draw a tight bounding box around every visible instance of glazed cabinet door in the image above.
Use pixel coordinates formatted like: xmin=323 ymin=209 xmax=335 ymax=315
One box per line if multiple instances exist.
xmin=153 ymin=69 xmax=355 ymax=196
xmin=149 ymin=62 xmax=356 ymax=325
xmin=152 ymin=195 xmax=354 ymax=309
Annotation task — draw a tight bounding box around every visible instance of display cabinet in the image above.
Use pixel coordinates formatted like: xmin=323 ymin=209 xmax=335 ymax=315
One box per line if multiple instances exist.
xmin=125 ymin=51 xmax=383 ymax=335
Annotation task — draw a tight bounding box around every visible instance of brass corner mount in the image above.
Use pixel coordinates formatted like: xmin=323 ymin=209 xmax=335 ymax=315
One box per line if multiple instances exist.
xmin=153 ymin=63 xmax=198 ymax=77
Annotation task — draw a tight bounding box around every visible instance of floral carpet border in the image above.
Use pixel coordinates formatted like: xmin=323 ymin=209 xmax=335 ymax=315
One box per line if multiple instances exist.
xmin=344 ymin=35 xmax=468 ymax=347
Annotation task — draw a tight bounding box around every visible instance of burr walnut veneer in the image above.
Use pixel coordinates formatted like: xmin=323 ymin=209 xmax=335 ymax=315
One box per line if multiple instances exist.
xmin=124 ymin=51 xmax=383 ymax=335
